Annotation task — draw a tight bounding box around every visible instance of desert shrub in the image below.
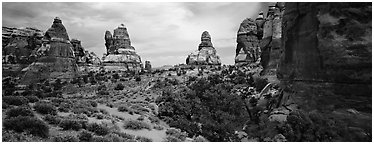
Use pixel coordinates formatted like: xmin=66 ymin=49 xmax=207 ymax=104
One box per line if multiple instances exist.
xmin=58 ymin=102 xmax=71 ymax=112
xmin=2 ymin=130 xmax=44 ymax=142
xmin=104 ymin=133 xmax=130 ymax=142
xmin=123 ymin=120 xmax=151 ymax=130
xmin=131 ymin=104 xmax=150 ymax=113
xmin=34 ymin=102 xmax=57 ymax=115
xmin=253 ymin=77 xmax=268 ymax=91
xmin=89 ymin=100 xmax=98 ymax=107
xmin=157 ymin=78 xmax=248 ymax=142
xmin=6 ymin=107 xmax=34 ymax=118
xmin=93 ymin=113 xmax=105 ymax=119
xmin=3 ymin=96 xmax=29 ymax=106
xmin=276 ymin=110 xmax=356 ymax=142
xmin=112 ymin=73 xmax=120 ymax=79
xmin=44 ymin=114 xmax=62 ymax=125
xmin=154 ymin=125 xmax=164 ymax=130
xmin=24 ymin=96 xmax=39 ymax=103
xmin=51 ymin=135 xmax=79 ymax=142
xmin=3 ymin=116 xmax=49 ymax=138
xmin=148 ymin=116 xmax=160 ymax=124
xmin=137 ymin=115 xmax=145 ymax=121
xmin=91 ymin=135 xmax=110 ymax=142
xmin=112 ymin=131 xmax=136 ymax=140
xmin=193 ymin=135 xmax=209 ymax=142
xmin=135 ymin=76 xmax=141 ymax=81
xmin=165 ymin=128 xmax=188 ymax=142
xmin=3 ymin=102 xmax=10 ymax=109
xmin=114 ymin=83 xmax=125 ymax=90
xmin=59 ymin=119 xmax=83 ymax=131
xmin=106 ymin=103 xmax=114 ymax=108
xmin=118 ymin=105 xmax=131 ymax=112
xmin=99 ymin=109 xmax=109 ymax=115
xmin=87 ymin=123 xmax=110 ymax=136
xmin=136 ymin=136 xmax=152 ymax=142
xmin=78 ymin=130 xmax=93 ymax=142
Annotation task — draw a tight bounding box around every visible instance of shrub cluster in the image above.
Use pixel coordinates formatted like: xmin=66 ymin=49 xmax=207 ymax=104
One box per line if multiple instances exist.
xmin=3 ymin=96 xmax=29 ymax=106
xmin=123 ymin=120 xmax=151 ymax=130
xmin=34 ymin=102 xmax=57 ymax=115
xmin=3 ymin=116 xmax=49 ymax=138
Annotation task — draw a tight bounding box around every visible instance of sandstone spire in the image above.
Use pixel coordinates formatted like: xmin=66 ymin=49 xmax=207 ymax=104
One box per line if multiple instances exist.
xmin=186 ymin=31 xmax=221 ymax=65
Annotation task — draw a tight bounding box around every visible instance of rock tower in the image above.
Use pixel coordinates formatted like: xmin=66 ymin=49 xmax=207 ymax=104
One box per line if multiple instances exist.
xmin=186 ymin=31 xmax=221 ymax=65
xmin=102 ymin=24 xmax=142 ymax=72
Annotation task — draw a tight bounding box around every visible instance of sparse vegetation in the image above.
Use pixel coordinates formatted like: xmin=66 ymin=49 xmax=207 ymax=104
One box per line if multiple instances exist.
xmin=123 ymin=120 xmax=151 ymax=130
xmin=34 ymin=102 xmax=57 ymax=115
xmin=3 ymin=116 xmax=49 ymax=138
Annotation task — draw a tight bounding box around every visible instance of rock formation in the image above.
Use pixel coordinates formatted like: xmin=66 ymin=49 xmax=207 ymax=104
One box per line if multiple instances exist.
xmin=102 ymin=24 xmax=142 ymax=72
xmin=21 ymin=17 xmax=78 ymax=84
xmin=2 ymin=26 xmax=43 ymax=64
xmin=235 ymin=18 xmax=262 ymax=66
xmin=186 ymin=31 xmax=221 ymax=65
xmin=71 ymin=38 xmax=101 ymax=65
xmin=144 ymin=61 xmax=152 ymax=72
xmin=275 ymin=3 xmax=371 ymax=138
xmin=259 ymin=3 xmax=285 ymax=83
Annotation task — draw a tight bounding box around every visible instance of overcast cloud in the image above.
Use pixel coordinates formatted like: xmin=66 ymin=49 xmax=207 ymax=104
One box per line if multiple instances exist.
xmin=2 ymin=2 xmax=270 ymax=67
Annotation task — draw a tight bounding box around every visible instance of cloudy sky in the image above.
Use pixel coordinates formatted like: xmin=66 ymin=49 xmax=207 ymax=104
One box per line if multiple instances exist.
xmin=3 ymin=2 xmax=271 ymax=67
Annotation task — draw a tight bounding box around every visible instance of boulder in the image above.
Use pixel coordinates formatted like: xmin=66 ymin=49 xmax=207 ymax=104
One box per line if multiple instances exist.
xmin=102 ymin=24 xmax=143 ymax=72
xmin=21 ymin=17 xmax=78 ymax=84
xmin=186 ymin=31 xmax=221 ymax=65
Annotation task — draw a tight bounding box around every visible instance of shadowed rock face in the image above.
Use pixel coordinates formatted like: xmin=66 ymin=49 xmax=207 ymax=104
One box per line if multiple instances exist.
xmin=21 ymin=17 xmax=78 ymax=84
xmin=71 ymin=38 xmax=101 ymax=65
xmin=278 ymin=3 xmax=371 ymax=112
xmin=186 ymin=31 xmax=221 ymax=65
xmin=145 ymin=61 xmax=152 ymax=71
xmin=102 ymin=24 xmax=142 ymax=72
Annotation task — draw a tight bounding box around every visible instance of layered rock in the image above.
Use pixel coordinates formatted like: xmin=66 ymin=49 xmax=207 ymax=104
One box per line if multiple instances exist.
xmin=259 ymin=3 xmax=285 ymax=83
xmin=102 ymin=24 xmax=142 ymax=72
xmin=277 ymin=2 xmax=371 ymax=125
xmin=186 ymin=31 xmax=221 ymax=65
xmin=235 ymin=18 xmax=262 ymax=66
xmin=2 ymin=26 xmax=43 ymax=64
xmin=21 ymin=17 xmax=78 ymax=84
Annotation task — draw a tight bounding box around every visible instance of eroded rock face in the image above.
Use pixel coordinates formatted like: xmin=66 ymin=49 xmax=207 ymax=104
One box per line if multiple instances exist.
xmin=186 ymin=31 xmax=221 ymax=65
xmin=260 ymin=3 xmax=285 ymax=83
xmin=278 ymin=3 xmax=371 ymax=113
xmin=102 ymin=24 xmax=142 ymax=72
xmin=235 ymin=18 xmax=261 ymax=66
xmin=21 ymin=17 xmax=78 ymax=84
xmin=2 ymin=26 xmax=43 ymax=64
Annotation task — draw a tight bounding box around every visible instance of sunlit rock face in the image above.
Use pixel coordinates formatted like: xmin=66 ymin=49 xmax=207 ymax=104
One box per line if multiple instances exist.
xmin=235 ymin=18 xmax=261 ymax=66
xmin=278 ymin=2 xmax=371 ymax=113
xmin=102 ymin=24 xmax=142 ymax=72
xmin=21 ymin=17 xmax=78 ymax=84
xmin=186 ymin=31 xmax=221 ymax=65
